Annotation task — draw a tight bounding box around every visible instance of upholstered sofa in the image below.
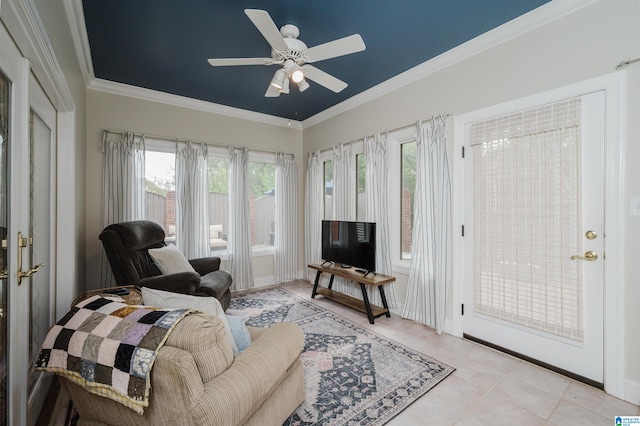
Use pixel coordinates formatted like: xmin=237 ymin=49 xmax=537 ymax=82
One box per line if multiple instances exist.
xmin=59 ymin=312 xmax=305 ymax=425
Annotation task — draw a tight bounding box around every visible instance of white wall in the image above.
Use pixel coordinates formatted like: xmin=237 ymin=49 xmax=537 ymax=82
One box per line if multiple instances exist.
xmin=85 ymin=89 xmax=304 ymax=290
xmin=302 ymin=0 xmax=640 ymax=391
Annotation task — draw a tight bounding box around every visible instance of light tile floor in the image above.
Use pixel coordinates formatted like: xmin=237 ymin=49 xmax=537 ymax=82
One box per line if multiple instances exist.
xmin=48 ymin=280 xmax=639 ymax=425
xmin=278 ymin=280 xmax=639 ymax=426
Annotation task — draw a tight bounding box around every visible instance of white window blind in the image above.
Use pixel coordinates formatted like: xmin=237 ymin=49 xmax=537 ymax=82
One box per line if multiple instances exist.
xmin=471 ymin=99 xmax=583 ymax=342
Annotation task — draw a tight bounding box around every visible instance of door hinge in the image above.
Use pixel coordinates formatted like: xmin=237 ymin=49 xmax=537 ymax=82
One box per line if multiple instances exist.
xmin=461 ymin=225 xmax=465 ymax=237
xmin=461 ymin=304 xmax=464 ymax=315
xmin=462 ymin=146 xmax=465 ymax=158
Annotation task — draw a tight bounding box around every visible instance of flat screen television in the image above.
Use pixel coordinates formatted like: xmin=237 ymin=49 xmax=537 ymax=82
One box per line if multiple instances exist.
xmin=321 ymin=220 xmax=376 ymax=273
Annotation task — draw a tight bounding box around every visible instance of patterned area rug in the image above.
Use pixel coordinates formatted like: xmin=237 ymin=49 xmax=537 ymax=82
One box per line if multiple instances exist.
xmin=228 ymin=287 xmax=455 ymax=426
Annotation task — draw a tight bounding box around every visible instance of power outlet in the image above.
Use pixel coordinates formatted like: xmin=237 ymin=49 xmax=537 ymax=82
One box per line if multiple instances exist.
xmin=630 ymin=196 xmax=640 ymax=216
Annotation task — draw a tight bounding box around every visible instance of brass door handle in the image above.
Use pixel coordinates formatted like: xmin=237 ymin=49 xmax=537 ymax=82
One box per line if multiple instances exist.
xmin=0 ymin=269 xmax=7 ymax=280
xmin=19 ymin=263 xmax=44 ymax=280
xmin=16 ymin=231 xmax=45 ymax=284
xmin=571 ymin=251 xmax=598 ymax=261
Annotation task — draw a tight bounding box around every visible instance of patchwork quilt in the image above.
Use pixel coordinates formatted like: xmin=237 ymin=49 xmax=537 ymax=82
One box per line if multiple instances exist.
xmin=35 ymin=295 xmax=197 ymax=414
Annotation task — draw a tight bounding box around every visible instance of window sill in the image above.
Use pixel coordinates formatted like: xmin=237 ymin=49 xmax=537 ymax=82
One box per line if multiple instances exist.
xmin=210 ymin=246 xmax=275 ymax=261
xmin=392 ymin=261 xmax=411 ymax=276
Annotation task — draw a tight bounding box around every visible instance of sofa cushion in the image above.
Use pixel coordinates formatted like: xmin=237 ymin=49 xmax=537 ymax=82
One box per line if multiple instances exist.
xmin=148 ymin=245 xmax=196 ymax=275
xmin=141 ymin=287 xmax=239 ymax=356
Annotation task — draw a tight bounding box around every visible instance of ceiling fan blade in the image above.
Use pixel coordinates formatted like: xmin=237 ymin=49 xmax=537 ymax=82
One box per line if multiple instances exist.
xmin=305 ymin=34 xmax=366 ymax=63
xmin=302 ymin=65 xmax=348 ymax=93
xmin=208 ymin=58 xmax=272 ymax=66
xmin=265 ymin=83 xmax=281 ymax=97
xmin=244 ymin=9 xmax=288 ymax=52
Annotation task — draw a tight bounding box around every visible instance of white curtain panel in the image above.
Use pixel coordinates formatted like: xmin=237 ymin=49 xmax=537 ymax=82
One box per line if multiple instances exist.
xmin=176 ymin=142 xmax=210 ymax=259
xmin=331 ymin=143 xmax=358 ymax=297
xmin=274 ymin=153 xmax=298 ymax=282
xmin=364 ymin=133 xmax=398 ymax=309
xmin=332 ymin=143 xmax=356 ymax=221
xmin=402 ymin=116 xmax=451 ymax=334
xmin=304 ymin=151 xmax=323 ymax=281
xmin=101 ymin=131 xmax=146 ymax=287
xmin=227 ymin=147 xmax=254 ymax=290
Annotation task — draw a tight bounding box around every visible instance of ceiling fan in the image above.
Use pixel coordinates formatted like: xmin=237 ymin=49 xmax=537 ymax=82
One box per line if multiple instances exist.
xmin=208 ymin=9 xmax=366 ymax=97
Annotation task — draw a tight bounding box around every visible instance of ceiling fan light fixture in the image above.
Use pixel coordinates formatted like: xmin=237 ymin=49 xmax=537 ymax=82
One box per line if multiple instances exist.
xmin=280 ymin=77 xmax=290 ymax=94
xmin=270 ymin=68 xmax=285 ymax=89
xmin=291 ymin=69 xmax=304 ymax=83
xmin=297 ymin=78 xmax=310 ymax=92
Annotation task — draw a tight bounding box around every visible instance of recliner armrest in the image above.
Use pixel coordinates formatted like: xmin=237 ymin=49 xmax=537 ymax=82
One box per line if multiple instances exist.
xmin=137 ymin=272 xmax=201 ymax=295
xmin=193 ymin=322 xmax=304 ymax=425
xmin=189 ymin=257 xmax=221 ymax=275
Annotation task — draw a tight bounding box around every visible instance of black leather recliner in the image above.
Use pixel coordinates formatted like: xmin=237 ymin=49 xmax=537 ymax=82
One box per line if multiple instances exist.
xmin=99 ymin=220 xmax=232 ymax=310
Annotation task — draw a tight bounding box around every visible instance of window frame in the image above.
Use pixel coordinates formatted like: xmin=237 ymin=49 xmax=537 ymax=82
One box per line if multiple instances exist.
xmin=143 ymin=140 xmax=280 ymax=259
xmin=388 ymin=126 xmax=416 ymax=274
xmin=247 ymin=151 xmax=277 ymax=256
xmin=317 ymin=141 xmax=365 ymax=221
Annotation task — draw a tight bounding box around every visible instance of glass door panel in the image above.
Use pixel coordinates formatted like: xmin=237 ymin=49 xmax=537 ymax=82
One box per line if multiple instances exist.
xmin=27 ymin=111 xmax=51 ymax=393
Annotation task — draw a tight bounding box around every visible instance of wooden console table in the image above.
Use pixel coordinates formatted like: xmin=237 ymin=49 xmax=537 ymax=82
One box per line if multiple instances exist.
xmin=308 ymin=263 xmax=395 ymax=324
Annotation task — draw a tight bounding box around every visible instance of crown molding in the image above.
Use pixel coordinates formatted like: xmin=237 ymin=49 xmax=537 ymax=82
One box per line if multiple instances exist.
xmin=301 ymin=0 xmax=597 ymax=128
xmin=65 ymin=0 xmax=302 ymax=129
xmin=63 ymin=0 xmax=94 ymax=86
xmin=64 ymin=0 xmax=595 ymax=129
xmin=88 ymin=78 xmax=303 ymax=130
xmin=2 ymin=0 xmax=75 ymax=111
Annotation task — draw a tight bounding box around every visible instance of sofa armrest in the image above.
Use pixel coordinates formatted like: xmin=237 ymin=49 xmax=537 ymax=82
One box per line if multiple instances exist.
xmin=137 ymin=272 xmax=201 ymax=295
xmin=189 ymin=257 xmax=221 ymax=275
xmin=193 ymin=322 xmax=304 ymax=425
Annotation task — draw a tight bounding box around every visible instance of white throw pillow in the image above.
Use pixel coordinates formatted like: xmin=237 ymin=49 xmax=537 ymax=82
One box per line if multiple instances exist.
xmin=148 ymin=245 xmax=196 ymax=275
xmin=140 ymin=287 xmax=239 ymax=356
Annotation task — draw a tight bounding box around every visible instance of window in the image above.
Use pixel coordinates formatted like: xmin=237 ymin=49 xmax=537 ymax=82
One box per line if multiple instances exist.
xmin=323 ymin=160 xmax=333 ymax=219
xmin=356 ymin=153 xmax=366 ymax=221
xmin=207 ymin=156 xmax=229 ymax=251
xmin=400 ymin=141 xmax=417 ymax=260
xmin=248 ymin=160 xmax=275 ymax=248
xmin=144 ymin=150 xmax=176 ymax=244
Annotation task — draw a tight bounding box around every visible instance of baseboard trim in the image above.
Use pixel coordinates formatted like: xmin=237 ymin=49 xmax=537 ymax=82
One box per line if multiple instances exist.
xmin=625 ymin=379 xmax=640 ymax=405
xmin=253 ymin=276 xmax=276 ymax=288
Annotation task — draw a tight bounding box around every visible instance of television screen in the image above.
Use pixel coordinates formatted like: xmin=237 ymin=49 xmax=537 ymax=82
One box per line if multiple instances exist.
xmin=321 ymin=220 xmax=376 ymax=272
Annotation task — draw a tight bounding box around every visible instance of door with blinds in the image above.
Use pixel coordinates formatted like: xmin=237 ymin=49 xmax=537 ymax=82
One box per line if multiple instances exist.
xmin=463 ymin=91 xmax=605 ymax=384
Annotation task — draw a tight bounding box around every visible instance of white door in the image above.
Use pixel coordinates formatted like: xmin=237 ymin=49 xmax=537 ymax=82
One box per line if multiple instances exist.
xmin=463 ymin=90 xmax=605 ymax=384
xmin=0 ymin=21 xmax=57 ymax=425
xmin=27 ymin=74 xmax=56 ymax=424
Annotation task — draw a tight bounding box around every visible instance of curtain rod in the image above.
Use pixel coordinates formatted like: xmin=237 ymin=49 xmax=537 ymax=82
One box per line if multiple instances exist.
xmin=103 ymin=129 xmax=295 ymax=159
xmin=616 ymin=57 xmax=640 ymax=70
xmin=314 ymin=113 xmax=453 ymax=155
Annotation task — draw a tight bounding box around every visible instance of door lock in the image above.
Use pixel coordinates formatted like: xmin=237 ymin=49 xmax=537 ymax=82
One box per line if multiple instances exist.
xmin=570 ymin=251 xmax=598 ymax=261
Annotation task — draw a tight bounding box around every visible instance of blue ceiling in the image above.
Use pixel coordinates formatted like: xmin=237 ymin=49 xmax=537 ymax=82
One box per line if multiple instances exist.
xmin=82 ymin=0 xmax=550 ymax=121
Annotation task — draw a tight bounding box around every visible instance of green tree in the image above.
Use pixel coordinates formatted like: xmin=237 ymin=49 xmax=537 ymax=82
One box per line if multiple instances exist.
xmin=146 ymin=166 xmax=174 ymax=197
xmin=357 ymin=153 xmax=366 ymax=193
xmin=249 ymin=161 xmax=275 ymax=197
xmin=208 ymin=157 xmax=229 ymax=194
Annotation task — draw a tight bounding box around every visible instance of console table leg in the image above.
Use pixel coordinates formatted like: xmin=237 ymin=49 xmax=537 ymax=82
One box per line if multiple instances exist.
xmin=311 ymin=271 xmax=322 ymax=298
xmin=328 ymin=274 xmax=335 ymax=290
xmin=359 ymin=283 xmax=375 ymax=324
xmin=378 ymin=286 xmax=391 ymax=317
